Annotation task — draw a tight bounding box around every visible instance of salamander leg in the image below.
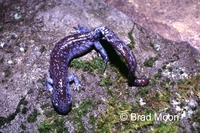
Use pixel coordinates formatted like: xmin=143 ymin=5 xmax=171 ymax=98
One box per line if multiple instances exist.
xmin=94 ymin=41 xmax=109 ymax=72
xmin=46 ymin=77 xmax=53 ymax=93
xmin=68 ymin=74 xmax=84 ymax=91
xmin=73 ymin=25 xmax=90 ymax=34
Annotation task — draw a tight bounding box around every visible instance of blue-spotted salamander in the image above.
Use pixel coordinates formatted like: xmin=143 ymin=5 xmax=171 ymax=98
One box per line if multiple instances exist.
xmin=46 ymin=25 xmax=149 ymax=114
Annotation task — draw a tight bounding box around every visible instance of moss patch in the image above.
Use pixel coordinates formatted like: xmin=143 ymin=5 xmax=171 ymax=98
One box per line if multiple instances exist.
xmin=38 ymin=118 xmax=68 ymax=133
xmin=70 ymin=57 xmax=105 ymax=74
xmin=4 ymin=68 xmax=11 ymax=77
xmin=150 ymin=122 xmax=179 ymax=133
xmin=192 ymin=110 xmax=200 ymax=122
xmin=0 ymin=97 xmax=28 ymax=127
xmin=69 ymin=98 xmax=94 ymax=132
xmin=0 ymin=26 xmax=3 ymax=32
xmin=39 ymin=45 xmax=46 ymax=53
xmin=0 ymin=58 xmax=4 ymax=64
xmin=27 ymin=109 xmax=40 ymax=123
xmin=145 ymin=89 xmax=170 ymax=110
xmin=144 ymin=56 xmax=159 ymax=67
xmin=176 ymin=73 xmax=200 ymax=99
xmin=44 ymin=110 xmax=56 ymax=118
xmin=127 ymin=31 xmax=135 ymax=49
xmin=39 ymin=56 xmax=199 ymax=133
xmin=98 ymin=73 xmax=113 ymax=86
xmin=96 ymin=98 xmax=155 ymax=132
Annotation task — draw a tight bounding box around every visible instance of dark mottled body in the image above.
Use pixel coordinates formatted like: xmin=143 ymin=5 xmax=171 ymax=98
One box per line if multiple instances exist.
xmin=99 ymin=27 xmax=149 ymax=86
xmin=46 ymin=26 xmax=149 ymax=114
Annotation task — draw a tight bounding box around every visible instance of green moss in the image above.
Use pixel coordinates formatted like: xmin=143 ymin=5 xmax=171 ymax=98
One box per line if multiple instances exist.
xmin=148 ymin=78 xmax=159 ymax=87
xmin=98 ymin=74 xmax=113 ymax=86
xmin=167 ymin=66 xmax=173 ymax=72
xmin=136 ymin=87 xmax=149 ymax=96
xmin=37 ymin=77 xmax=46 ymax=85
xmin=27 ymin=109 xmax=40 ymax=123
xmin=150 ymin=42 xmax=155 ymax=48
xmin=194 ymin=126 xmax=200 ymax=133
xmin=40 ymin=45 xmax=46 ymax=53
xmin=21 ymin=107 xmax=28 ymax=114
xmin=96 ymin=99 xmax=130 ymax=132
xmin=177 ymin=79 xmax=186 ymax=85
xmin=39 ymin=54 xmax=200 ymax=133
xmin=136 ymin=75 xmax=173 ymax=111
xmin=4 ymin=68 xmax=11 ymax=77
xmin=0 ymin=26 xmax=3 ymax=32
xmin=162 ymin=64 xmax=167 ymax=70
xmin=144 ymin=85 xmax=171 ymax=110
xmin=124 ymin=87 xmax=131 ymax=96
xmin=127 ymin=27 xmax=135 ymax=49
xmin=38 ymin=120 xmax=51 ymax=133
xmin=38 ymin=118 xmax=68 ymax=133
xmin=127 ymin=33 xmax=135 ymax=49
xmin=40 ymin=103 xmax=51 ymax=109
xmin=52 ymin=118 xmax=68 ymax=132
xmin=70 ymin=57 xmax=105 ymax=74
xmin=71 ymin=98 xmax=93 ymax=118
xmin=0 ymin=97 xmax=27 ymax=126
xmin=176 ymin=73 xmax=200 ymax=99
xmin=74 ymin=121 xmax=86 ymax=133
xmin=19 ymin=97 xmax=28 ymax=106
xmin=44 ymin=110 xmax=56 ymax=118
xmin=89 ymin=114 xmax=96 ymax=125
xmin=0 ymin=58 xmax=4 ymax=64
xmin=27 ymin=89 xmax=34 ymax=94
xmin=154 ymin=69 xmax=162 ymax=79
xmin=192 ymin=110 xmax=200 ymax=122
xmin=144 ymin=56 xmax=159 ymax=67
xmin=96 ymin=98 xmax=155 ymax=132
xmin=150 ymin=122 xmax=178 ymax=133
xmin=106 ymin=87 xmax=115 ymax=97
xmin=70 ymin=98 xmax=94 ymax=132
xmin=20 ymin=123 xmax=26 ymax=130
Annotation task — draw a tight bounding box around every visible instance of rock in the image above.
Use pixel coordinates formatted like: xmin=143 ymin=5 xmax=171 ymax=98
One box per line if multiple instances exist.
xmin=0 ymin=0 xmax=199 ymax=132
xmin=102 ymin=0 xmax=200 ymax=51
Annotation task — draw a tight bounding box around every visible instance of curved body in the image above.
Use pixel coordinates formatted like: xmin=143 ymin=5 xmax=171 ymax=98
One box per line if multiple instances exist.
xmin=46 ymin=26 xmax=149 ymax=114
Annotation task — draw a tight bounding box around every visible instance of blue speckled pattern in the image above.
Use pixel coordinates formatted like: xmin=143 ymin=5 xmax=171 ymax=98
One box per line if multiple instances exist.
xmin=46 ymin=26 xmax=149 ymax=114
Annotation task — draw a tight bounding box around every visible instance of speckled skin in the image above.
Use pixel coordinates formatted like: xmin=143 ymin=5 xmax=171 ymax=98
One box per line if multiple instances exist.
xmin=46 ymin=26 xmax=149 ymax=114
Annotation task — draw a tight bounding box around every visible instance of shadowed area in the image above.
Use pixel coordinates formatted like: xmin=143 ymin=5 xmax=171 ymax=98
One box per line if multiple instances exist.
xmin=100 ymin=39 xmax=129 ymax=78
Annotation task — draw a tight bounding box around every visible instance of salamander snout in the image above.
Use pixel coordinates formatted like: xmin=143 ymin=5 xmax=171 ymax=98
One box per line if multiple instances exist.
xmin=132 ymin=78 xmax=150 ymax=86
xmin=52 ymin=98 xmax=72 ymax=115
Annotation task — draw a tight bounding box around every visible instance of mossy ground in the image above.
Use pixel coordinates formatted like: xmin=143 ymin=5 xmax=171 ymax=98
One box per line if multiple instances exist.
xmin=0 ymin=29 xmax=199 ymax=132
xmin=0 ymin=1 xmax=199 ymax=132
xmin=37 ymin=33 xmax=200 ymax=132
xmin=37 ymin=54 xmax=200 ymax=132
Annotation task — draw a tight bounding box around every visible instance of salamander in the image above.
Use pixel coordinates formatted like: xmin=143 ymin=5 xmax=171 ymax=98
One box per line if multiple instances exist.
xmin=46 ymin=25 xmax=149 ymax=114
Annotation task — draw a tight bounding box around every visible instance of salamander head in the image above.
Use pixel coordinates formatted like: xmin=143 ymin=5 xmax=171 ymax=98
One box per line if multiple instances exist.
xmin=51 ymin=85 xmax=72 ymax=115
xmin=52 ymin=98 xmax=72 ymax=115
xmin=128 ymin=71 xmax=149 ymax=86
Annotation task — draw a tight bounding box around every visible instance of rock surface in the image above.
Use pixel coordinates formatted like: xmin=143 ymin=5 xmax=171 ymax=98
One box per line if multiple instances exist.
xmin=0 ymin=0 xmax=199 ymax=132
xmin=102 ymin=0 xmax=200 ymax=51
